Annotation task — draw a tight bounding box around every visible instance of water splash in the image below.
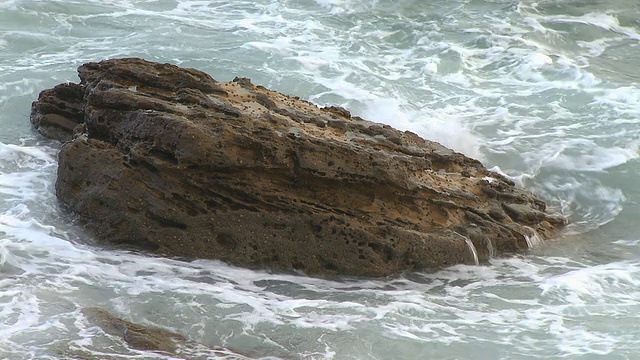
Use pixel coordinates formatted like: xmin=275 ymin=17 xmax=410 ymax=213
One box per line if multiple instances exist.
xmin=522 ymin=226 xmax=544 ymax=249
xmin=485 ymin=237 xmax=495 ymax=259
xmin=3 ymin=0 xmax=640 ymax=358
xmin=454 ymin=231 xmax=479 ymax=265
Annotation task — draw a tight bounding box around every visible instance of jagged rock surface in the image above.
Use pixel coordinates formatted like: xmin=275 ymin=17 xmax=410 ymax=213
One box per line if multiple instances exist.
xmin=30 ymin=58 xmax=565 ymax=277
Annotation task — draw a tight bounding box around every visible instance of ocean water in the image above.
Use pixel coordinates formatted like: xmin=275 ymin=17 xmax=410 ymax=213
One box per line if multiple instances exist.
xmin=1 ymin=0 xmax=640 ymax=359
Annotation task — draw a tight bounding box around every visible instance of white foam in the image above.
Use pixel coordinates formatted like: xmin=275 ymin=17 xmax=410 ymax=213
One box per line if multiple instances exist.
xmin=360 ymin=98 xmax=484 ymax=159
xmin=313 ymin=0 xmax=355 ymax=14
xmin=481 ymin=176 xmax=496 ymax=184
xmin=540 ymin=261 xmax=640 ymax=305
xmin=523 ymin=226 xmax=544 ymax=249
xmin=0 ymin=143 xmax=56 ymax=163
xmin=611 ymin=239 xmax=640 ymax=247
xmin=595 ymin=86 xmax=640 ymax=115
xmin=3 ymin=1 xmax=640 ymax=358
xmin=538 ymin=139 xmax=639 ymax=172
xmin=577 ymin=38 xmax=610 ymax=57
xmin=243 ymin=38 xmax=294 ymax=56
xmin=453 ymin=231 xmax=479 ymax=265
xmin=552 ymin=13 xmax=640 ymax=41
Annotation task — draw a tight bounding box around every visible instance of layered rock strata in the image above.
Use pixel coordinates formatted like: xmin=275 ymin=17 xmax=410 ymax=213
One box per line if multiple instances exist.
xmin=31 ymin=58 xmax=565 ymax=277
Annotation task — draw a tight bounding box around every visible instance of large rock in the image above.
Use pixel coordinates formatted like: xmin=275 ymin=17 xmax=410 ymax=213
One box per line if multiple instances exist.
xmin=31 ymin=58 xmax=565 ymax=277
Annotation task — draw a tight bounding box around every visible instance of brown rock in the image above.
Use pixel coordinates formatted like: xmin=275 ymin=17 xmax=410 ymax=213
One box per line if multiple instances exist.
xmin=30 ymin=58 xmax=565 ymax=277
xmin=30 ymin=83 xmax=84 ymax=142
xmin=81 ymin=307 xmax=251 ymax=359
xmin=82 ymin=307 xmax=185 ymax=354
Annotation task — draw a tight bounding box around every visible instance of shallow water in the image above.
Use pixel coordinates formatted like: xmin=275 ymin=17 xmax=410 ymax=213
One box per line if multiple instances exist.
xmin=1 ymin=0 xmax=640 ymax=359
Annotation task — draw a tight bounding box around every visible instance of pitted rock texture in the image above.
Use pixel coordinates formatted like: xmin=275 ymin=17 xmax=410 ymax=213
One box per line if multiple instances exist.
xmin=31 ymin=58 xmax=565 ymax=277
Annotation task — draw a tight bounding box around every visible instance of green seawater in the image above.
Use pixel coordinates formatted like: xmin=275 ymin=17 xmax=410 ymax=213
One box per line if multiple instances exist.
xmin=1 ymin=1 xmax=640 ymax=359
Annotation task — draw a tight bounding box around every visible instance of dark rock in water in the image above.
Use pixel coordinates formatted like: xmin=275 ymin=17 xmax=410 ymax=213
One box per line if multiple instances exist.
xmin=82 ymin=307 xmax=185 ymax=354
xmin=81 ymin=307 xmax=251 ymax=359
xmin=30 ymin=58 xmax=565 ymax=277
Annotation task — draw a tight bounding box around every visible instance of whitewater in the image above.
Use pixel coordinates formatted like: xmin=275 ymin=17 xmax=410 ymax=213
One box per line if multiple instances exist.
xmin=1 ymin=0 xmax=640 ymax=359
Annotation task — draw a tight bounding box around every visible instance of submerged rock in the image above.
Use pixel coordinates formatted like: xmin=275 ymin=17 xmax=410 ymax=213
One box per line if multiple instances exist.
xmin=80 ymin=307 xmax=251 ymax=359
xmin=30 ymin=58 xmax=565 ymax=277
xmin=82 ymin=307 xmax=186 ymax=354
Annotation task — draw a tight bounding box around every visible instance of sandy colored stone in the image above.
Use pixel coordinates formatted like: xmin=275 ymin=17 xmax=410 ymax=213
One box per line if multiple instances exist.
xmin=30 ymin=58 xmax=565 ymax=277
